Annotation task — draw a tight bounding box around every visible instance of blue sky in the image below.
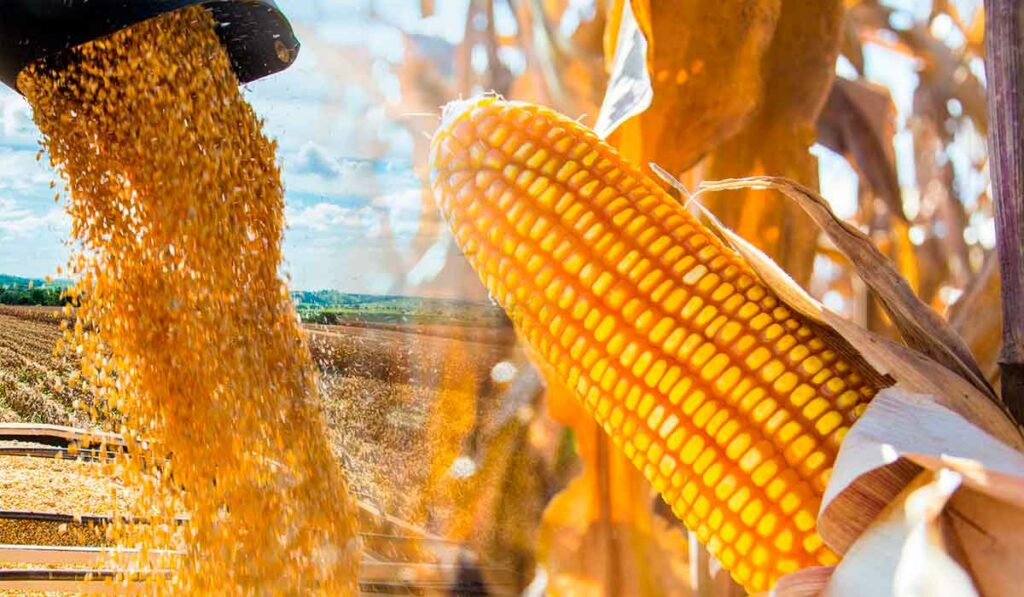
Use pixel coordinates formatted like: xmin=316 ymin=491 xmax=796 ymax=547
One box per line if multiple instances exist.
xmin=0 ymin=0 xmax=473 ymax=294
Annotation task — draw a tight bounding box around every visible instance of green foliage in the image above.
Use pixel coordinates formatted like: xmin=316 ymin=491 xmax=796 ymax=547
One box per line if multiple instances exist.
xmin=291 ymin=291 xmax=510 ymax=327
xmin=0 ymin=275 xmax=70 ymax=306
xmin=0 ymin=286 xmax=65 ymax=306
xmin=291 ymin=290 xmax=392 ymax=308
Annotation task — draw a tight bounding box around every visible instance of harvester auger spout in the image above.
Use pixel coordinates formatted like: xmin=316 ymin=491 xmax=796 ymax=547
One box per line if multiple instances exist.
xmin=0 ymin=0 xmax=299 ymax=93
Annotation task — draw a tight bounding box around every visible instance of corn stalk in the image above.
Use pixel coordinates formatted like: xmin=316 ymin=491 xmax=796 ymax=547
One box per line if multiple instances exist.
xmin=985 ymin=0 xmax=1024 ymax=425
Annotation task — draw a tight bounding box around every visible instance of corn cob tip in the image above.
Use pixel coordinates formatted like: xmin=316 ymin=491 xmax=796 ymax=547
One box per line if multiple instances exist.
xmin=431 ymin=96 xmax=529 ymax=184
xmin=432 ymin=97 xmax=478 ymax=185
xmin=439 ymin=98 xmax=477 ymax=130
xmin=438 ymin=94 xmax=509 ymax=130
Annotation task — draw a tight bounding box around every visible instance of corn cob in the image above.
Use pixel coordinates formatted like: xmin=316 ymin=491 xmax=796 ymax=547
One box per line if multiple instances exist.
xmin=429 ymin=97 xmax=885 ymax=592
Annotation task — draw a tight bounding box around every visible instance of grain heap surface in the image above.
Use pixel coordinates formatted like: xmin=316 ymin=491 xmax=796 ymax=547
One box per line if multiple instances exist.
xmin=19 ymin=7 xmax=358 ymax=594
xmin=0 ymin=455 xmax=116 ymax=547
xmin=430 ymin=97 xmax=886 ymax=592
xmin=0 ymin=455 xmax=123 ymax=514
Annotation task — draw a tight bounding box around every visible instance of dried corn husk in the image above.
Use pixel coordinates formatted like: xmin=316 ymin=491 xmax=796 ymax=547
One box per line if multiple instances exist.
xmin=602 ymin=0 xmax=780 ymax=171
xmin=772 ymin=387 xmax=1024 ymax=596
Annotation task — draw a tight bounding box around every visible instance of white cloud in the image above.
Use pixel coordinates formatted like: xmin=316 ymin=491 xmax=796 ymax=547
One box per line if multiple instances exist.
xmin=0 ymin=149 xmax=53 ymax=191
xmin=370 ymin=188 xmax=427 ymax=251
xmin=0 ymin=91 xmax=36 ymax=141
xmin=282 ymin=152 xmax=417 ymax=201
xmin=370 ymin=187 xmax=420 ymax=210
xmin=0 ymin=197 xmax=69 ymax=237
xmin=292 ymin=142 xmax=342 ymax=178
xmin=284 ymin=202 xmax=376 ymax=232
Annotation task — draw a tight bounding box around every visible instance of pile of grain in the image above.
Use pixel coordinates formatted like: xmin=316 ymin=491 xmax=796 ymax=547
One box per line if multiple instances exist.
xmin=0 ymin=455 xmax=116 ymax=546
xmin=20 ymin=7 xmax=358 ymax=593
xmin=0 ymin=455 xmax=123 ymax=514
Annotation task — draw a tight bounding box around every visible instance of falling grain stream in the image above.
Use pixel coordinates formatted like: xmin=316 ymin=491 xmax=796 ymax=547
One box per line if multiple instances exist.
xmin=17 ymin=7 xmax=359 ymax=593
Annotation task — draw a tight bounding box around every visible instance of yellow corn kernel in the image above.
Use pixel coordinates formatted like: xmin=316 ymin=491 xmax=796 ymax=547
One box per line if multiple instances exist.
xmin=430 ymin=98 xmax=884 ymax=592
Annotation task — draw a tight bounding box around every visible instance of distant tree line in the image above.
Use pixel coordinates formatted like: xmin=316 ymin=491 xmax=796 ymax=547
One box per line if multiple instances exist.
xmin=291 ymin=290 xmax=394 ymax=307
xmin=0 ymin=286 xmax=66 ymax=306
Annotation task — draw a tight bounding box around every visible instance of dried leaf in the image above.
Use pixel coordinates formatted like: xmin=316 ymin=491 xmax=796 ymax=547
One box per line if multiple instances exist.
xmin=948 ymin=256 xmax=1002 ymax=383
xmin=702 ymin=0 xmax=844 ymax=286
xmin=605 ymin=0 xmax=781 ymax=171
xmin=847 ymin=2 xmax=987 ymax=136
xmin=698 ymin=176 xmax=997 ymax=402
xmin=816 ymin=77 xmax=905 ymax=221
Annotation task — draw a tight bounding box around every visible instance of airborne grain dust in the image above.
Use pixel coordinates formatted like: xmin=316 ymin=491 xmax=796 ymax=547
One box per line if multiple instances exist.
xmin=20 ymin=7 xmax=359 ymax=594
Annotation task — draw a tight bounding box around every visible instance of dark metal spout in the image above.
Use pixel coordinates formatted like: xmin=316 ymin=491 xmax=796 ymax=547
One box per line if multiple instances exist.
xmin=0 ymin=0 xmax=300 ymax=93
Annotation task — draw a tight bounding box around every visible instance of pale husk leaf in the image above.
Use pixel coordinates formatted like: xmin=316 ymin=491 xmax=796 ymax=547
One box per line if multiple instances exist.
xmin=824 ymin=468 xmax=978 ymax=596
xmin=945 ymin=480 xmax=1024 ymax=597
xmin=776 ymin=386 xmax=1024 ymax=596
xmin=594 ymin=0 xmax=652 ymax=139
xmin=820 ymin=387 xmax=1024 ymax=551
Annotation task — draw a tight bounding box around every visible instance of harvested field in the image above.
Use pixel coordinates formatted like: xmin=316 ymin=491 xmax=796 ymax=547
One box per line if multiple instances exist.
xmin=0 ymin=519 xmax=105 ymax=548
xmin=0 ymin=310 xmax=90 ymax=426
xmin=0 ymin=305 xmax=517 ymax=424
xmin=0 ymin=305 xmax=529 ymax=524
xmin=307 ymin=322 xmax=514 ymax=385
xmin=306 ymin=320 xmax=515 ymax=346
xmin=0 ymin=306 xmax=61 ymax=324
xmin=0 ymin=304 xmax=547 ymax=578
